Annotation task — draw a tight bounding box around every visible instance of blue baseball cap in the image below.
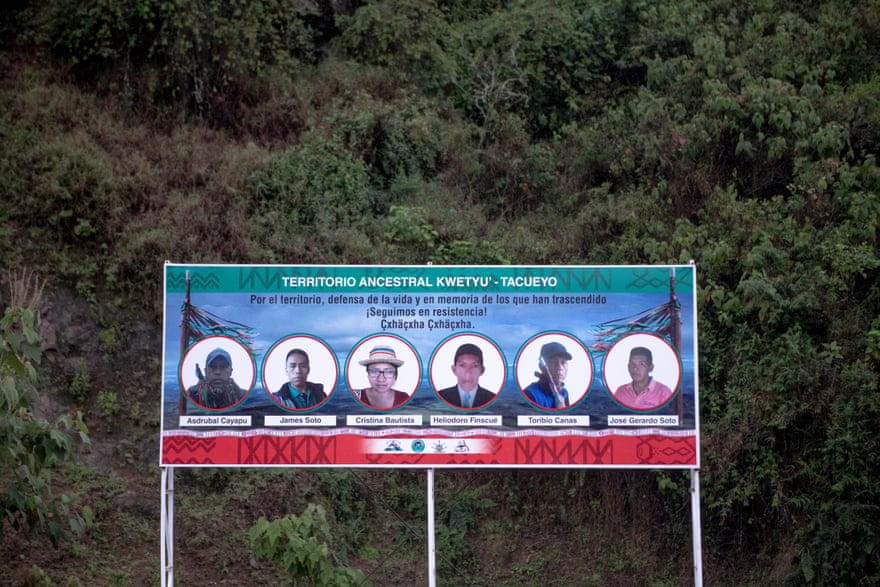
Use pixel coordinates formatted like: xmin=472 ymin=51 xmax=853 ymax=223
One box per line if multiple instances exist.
xmin=206 ymin=347 xmax=232 ymax=367
xmin=540 ymin=341 xmax=572 ymax=361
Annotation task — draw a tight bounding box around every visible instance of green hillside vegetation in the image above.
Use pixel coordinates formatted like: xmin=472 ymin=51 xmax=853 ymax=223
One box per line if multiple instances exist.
xmin=1 ymin=0 xmax=878 ymax=585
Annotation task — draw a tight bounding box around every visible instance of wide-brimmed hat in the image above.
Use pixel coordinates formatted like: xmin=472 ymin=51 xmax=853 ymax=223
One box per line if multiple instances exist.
xmin=358 ymin=346 xmax=404 ymax=367
xmin=206 ymin=347 xmax=232 ymax=367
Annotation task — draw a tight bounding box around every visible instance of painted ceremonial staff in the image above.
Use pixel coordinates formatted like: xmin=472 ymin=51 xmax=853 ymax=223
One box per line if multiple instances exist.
xmin=178 ymin=270 xmax=192 ymax=416
xmin=669 ymin=267 xmax=683 ymax=420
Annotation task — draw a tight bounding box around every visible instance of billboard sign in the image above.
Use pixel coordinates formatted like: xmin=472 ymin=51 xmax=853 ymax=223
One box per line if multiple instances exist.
xmin=160 ymin=264 xmax=699 ymax=468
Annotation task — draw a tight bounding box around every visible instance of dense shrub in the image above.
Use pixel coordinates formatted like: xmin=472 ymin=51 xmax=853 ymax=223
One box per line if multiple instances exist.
xmin=250 ymin=131 xmax=378 ymax=262
xmin=327 ymin=93 xmax=447 ymax=187
xmin=335 ymin=0 xmax=452 ymax=91
xmin=41 ymin=0 xmax=320 ymax=126
xmin=446 ymin=1 xmax=635 ymax=136
xmin=1 ymin=301 xmax=90 ymax=546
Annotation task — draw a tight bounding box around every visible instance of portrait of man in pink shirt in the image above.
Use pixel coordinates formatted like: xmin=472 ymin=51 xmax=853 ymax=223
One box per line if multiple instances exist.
xmin=614 ymin=346 xmax=674 ymax=409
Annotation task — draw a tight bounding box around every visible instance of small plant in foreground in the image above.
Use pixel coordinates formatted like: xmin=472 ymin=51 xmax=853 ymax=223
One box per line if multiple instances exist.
xmin=248 ymin=503 xmax=368 ymax=587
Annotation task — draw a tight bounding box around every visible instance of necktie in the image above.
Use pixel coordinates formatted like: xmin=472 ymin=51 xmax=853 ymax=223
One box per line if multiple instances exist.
xmin=463 ymin=392 xmax=472 ymax=408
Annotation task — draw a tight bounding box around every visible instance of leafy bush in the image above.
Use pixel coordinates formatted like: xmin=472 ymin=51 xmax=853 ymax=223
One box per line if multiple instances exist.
xmin=250 ymin=130 xmax=375 ymax=259
xmin=1 ymin=303 xmax=90 ymax=545
xmin=326 ymin=93 xmax=446 ymax=187
xmin=434 ymin=485 xmax=496 ymax=575
xmin=684 ymin=181 xmax=880 ymax=584
xmin=447 ymin=1 xmax=632 ymax=135
xmin=336 ymin=0 xmax=452 ymax=91
xmin=248 ymin=503 xmax=368 ymax=587
xmin=41 ymin=0 xmax=320 ymax=125
xmin=315 ymin=470 xmax=371 ymax=553
xmin=70 ymin=358 xmax=91 ymax=405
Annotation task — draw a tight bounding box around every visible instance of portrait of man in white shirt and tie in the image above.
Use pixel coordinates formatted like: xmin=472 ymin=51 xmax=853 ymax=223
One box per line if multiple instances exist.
xmin=437 ymin=343 xmax=496 ymax=410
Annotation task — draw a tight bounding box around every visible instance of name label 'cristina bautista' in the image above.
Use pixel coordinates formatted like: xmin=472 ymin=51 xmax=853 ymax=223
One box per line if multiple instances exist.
xmin=345 ymin=415 xmax=423 ymax=426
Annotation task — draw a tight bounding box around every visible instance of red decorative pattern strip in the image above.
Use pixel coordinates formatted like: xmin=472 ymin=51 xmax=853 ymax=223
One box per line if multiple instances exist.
xmin=162 ymin=431 xmax=697 ymax=467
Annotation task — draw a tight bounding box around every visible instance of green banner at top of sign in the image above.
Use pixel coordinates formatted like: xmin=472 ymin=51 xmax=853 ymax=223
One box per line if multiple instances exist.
xmin=165 ymin=264 xmax=695 ymax=294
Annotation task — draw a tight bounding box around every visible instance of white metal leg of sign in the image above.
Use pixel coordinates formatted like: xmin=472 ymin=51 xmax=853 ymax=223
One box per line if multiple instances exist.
xmin=161 ymin=467 xmax=174 ymax=587
xmin=427 ymin=468 xmax=437 ymax=587
xmin=691 ymin=468 xmax=703 ymax=587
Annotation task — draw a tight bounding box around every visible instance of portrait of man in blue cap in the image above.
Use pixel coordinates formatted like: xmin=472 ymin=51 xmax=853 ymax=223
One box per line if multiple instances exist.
xmin=187 ymin=346 xmax=246 ymax=409
xmin=523 ymin=341 xmax=571 ymax=409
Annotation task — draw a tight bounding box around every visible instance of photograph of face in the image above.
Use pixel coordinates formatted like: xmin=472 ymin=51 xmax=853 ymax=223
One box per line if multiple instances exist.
xmin=346 ymin=334 xmax=420 ymax=409
xmin=430 ymin=334 xmax=505 ymax=410
xmin=179 ymin=335 xmax=255 ymax=410
xmin=603 ymin=333 xmax=680 ymax=410
xmin=515 ymin=332 xmax=592 ymax=409
xmin=365 ymin=359 xmax=399 ymax=395
xmin=285 ymin=349 xmax=310 ymax=389
xmin=262 ymin=335 xmax=338 ymax=410
xmin=451 ymin=348 xmax=484 ymax=390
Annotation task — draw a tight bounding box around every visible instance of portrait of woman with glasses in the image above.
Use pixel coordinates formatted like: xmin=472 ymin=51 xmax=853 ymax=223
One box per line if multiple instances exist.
xmin=354 ymin=345 xmax=411 ymax=409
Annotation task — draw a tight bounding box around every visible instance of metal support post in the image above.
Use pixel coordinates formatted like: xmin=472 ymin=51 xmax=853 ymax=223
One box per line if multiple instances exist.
xmin=691 ymin=468 xmax=703 ymax=587
xmin=161 ymin=467 xmax=175 ymax=587
xmin=427 ymin=468 xmax=437 ymax=587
